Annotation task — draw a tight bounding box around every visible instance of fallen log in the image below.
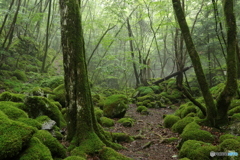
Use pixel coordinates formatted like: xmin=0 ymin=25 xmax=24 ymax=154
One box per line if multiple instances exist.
xmin=152 ymin=65 xmax=193 ymax=85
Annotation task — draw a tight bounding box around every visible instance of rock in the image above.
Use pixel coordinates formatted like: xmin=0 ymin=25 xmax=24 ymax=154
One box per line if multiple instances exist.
xmin=42 ymin=119 xmax=56 ymax=130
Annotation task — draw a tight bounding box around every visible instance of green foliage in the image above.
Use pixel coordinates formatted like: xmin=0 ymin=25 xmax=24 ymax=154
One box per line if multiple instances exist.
xmin=12 ymin=70 xmax=27 ymax=81
xmin=228 ymin=106 xmax=240 ymax=116
xmin=163 ymin=115 xmax=180 ymax=128
xmin=0 ymin=91 xmax=25 ymax=102
xmin=33 ymin=130 xmax=67 ymax=158
xmin=172 ymin=117 xmax=196 ymax=134
xmin=100 ymin=117 xmax=115 ymax=127
xmin=101 ymin=94 xmax=128 ymax=118
xmin=18 ymin=137 xmax=53 ymax=160
xmin=232 ymin=113 xmax=240 ymax=121
xmin=210 ymin=83 xmax=225 ymax=99
xmin=180 ymin=122 xmax=214 ymax=143
xmin=179 ymin=140 xmax=218 ymax=160
xmin=0 ymin=111 xmax=36 ymax=159
xmin=0 ymin=101 xmax=28 ymax=120
xmin=24 ymin=96 xmax=66 ymax=127
xmin=117 ymin=118 xmax=134 ymax=127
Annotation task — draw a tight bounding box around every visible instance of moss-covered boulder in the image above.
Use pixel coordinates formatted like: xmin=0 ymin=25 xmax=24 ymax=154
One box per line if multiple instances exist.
xmin=112 ymin=132 xmax=134 ymax=143
xmin=219 ymin=134 xmax=240 ymax=143
xmin=94 ymin=107 xmax=104 ymax=122
xmin=163 ymin=115 xmax=180 ymax=128
xmin=24 ymin=96 xmax=66 ymax=127
xmin=136 ymin=86 xmax=154 ymax=96
xmin=99 ymin=147 xmax=133 ymax=160
xmin=64 ymin=156 xmax=86 ymax=160
xmin=18 ymin=137 xmax=53 ymax=160
xmin=0 ymin=111 xmax=36 ymax=159
xmin=117 ymin=118 xmax=134 ymax=127
xmin=100 ymin=117 xmax=115 ymax=127
xmin=180 ymin=122 xmax=214 ymax=143
xmin=136 ymin=106 xmax=149 ymax=115
xmin=51 ymin=84 xmax=65 ymax=108
xmin=17 ymin=118 xmax=42 ymax=129
xmin=219 ymin=139 xmax=240 ymax=156
xmin=0 ymin=101 xmax=28 ymax=120
xmin=171 ymin=117 xmax=196 ymax=134
xmin=101 ymin=94 xmax=128 ymax=118
xmin=174 ymin=102 xmax=197 ymax=118
xmin=179 ymin=140 xmax=218 ymax=160
xmin=0 ymin=91 xmax=25 ymax=102
xmin=33 ymin=130 xmax=67 ymax=158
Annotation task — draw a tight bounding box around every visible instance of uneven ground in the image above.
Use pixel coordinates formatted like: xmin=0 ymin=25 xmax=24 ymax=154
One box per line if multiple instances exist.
xmin=111 ymin=104 xmax=179 ymax=160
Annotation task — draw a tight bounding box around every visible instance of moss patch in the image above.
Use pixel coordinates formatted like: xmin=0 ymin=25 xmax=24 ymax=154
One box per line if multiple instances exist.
xmin=99 ymin=147 xmax=133 ymax=160
xmin=117 ymin=118 xmax=134 ymax=127
xmin=18 ymin=137 xmax=53 ymax=160
xmin=163 ymin=115 xmax=180 ymax=128
xmin=228 ymin=106 xmax=240 ymax=116
xmin=136 ymin=106 xmax=148 ymax=114
xmin=33 ymin=130 xmax=66 ymax=158
xmin=112 ymin=132 xmax=134 ymax=143
xmin=219 ymin=139 xmax=240 ymax=153
xmin=0 ymin=91 xmax=25 ymax=102
xmin=0 ymin=111 xmax=36 ymax=159
xmin=17 ymin=118 xmax=42 ymax=129
xmin=100 ymin=117 xmax=115 ymax=127
xmin=171 ymin=117 xmax=196 ymax=134
xmin=64 ymin=156 xmax=86 ymax=160
xmin=94 ymin=107 xmax=103 ymax=122
xmin=179 ymin=140 xmax=218 ymax=160
xmin=180 ymin=122 xmax=214 ymax=143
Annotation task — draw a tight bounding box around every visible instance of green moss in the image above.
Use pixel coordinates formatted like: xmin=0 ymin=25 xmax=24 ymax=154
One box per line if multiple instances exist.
xmin=179 ymin=140 xmax=218 ymax=160
xmin=219 ymin=134 xmax=240 ymax=143
xmin=19 ymin=137 xmax=53 ymax=160
xmin=117 ymin=118 xmax=134 ymax=127
xmin=142 ymin=100 xmax=151 ymax=106
xmin=30 ymin=87 xmax=53 ymax=97
xmin=0 ymin=101 xmax=28 ymax=120
xmin=17 ymin=118 xmax=42 ymax=129
xmin=112 ymin=132 xmax=134 ymax=143
xmin=180 ymin=122 xmax=214 ymax=143
xmin=40 ymin=76 xmax=64 ymax=89
xmin=0 ymin=91 xmax=25 ymax=102
xmin=136 ymin=106 xmax=148 ymax=113
xmin=25 ymin=96 xmax=66 ymax=127
xmin=102 ymin=94 xmax=128 ymax=118
xmin=36 ymin=115 xmax=51 ymax=124
xmin=94 ymin=107 xmax=103 ymax=122
xmin=64 ymin=156 xmax=86 ymax=160
xmin=163 ymin=115 xmax=180 ymax=128
xmin=163 ymin=137 xmax=178 ymax=143
xmin=71 ymin=133 xmax=105 ymax=157
xmin=219 ymin=139 xmax=240 ymax=153
xmin=172 ymin=117 xmax=196 ymax=134
xmin=150 ymin=85 xmax=161 ymax=93
xmin=137 ymin=94 xmax=155 ymax=102
xmin=99 ymin=147 xmax=133 ymax=160
xmin=100 ymin=117 xmax=115 ymax=127
xmin=33 ymin=130 xmax=67 ymax=158
xmin=0 ymin=111 xmax=36 ymax=159
xmin=137 ymin=86 xmax=154 ymax=96
xmin=210 ymin=83 xmax=225 ymax=99
xmin=232 ymin=113 xmax=240 ymax=121
xmin=52 ymin=84 xmax=65 ymax=107
xmin=228 ymin=106 xmax=240 ymax=116
xmin=230 ymin=99 xmax=240 ymax=109
xmin=179 ymin=158 xmax=191 ymax=160
xmin=13 ymin=70 xmax=27 ymax=81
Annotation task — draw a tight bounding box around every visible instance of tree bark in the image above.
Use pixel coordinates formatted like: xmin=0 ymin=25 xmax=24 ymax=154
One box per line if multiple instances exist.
xmin=172 ymin=0 xmax=217 ymax=126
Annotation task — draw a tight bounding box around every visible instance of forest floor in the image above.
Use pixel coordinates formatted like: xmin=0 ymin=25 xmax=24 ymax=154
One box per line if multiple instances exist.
xmin=112 ymin=104 xmax=179 ymax=160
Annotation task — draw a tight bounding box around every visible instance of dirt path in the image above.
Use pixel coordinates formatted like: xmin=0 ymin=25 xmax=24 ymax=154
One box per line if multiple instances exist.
xmin=114 ymin=104 xmax=179 ymax=160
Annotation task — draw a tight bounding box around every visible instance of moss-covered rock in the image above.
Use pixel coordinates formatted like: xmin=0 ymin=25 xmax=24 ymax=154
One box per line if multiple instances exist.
xmin=99 ymin=147 xmax=133 ymax=160
xmin=179 ymin=140 xmax=218 ymax=160
xmin=172 ymin=117 xmax=196 ymax=134
xmin=100 ymin=117 xmax=115 ymax=127
xmin=101 ymin=94 xmax=128 ymax=118
xmin=174 ymin=102 xmax=197 ymax=118
xmin=0 ymin=101 xmax=28 ymax=120
xmin=219 ymin=134 xmax=240 ymax=143
xmin=117 ymin=118 xmax=134 ymax=127
xmin=219 ymin=139 xmax=240 ymax=154
xmin=136 ymin=106 xmax=148 ymax=113
xmin=0 ymin=91 xmax=25 ymax=102
xmin=17 ymin=117 xmax=42 ymax=129
xmin=137 ymin=86 xmax=154 ymax=96
xmin=18 ymin=137 xmax=53 ymax=160
xmin=180 ymin=122 xmax=214 ymax=143
xmin=64 ymin=156 xmax=86 ymax=160
xmin=137 ymin=94 xmax=155 ymax=102
xmin=40 ymin=76 xmax=64 ymax=89
xmin=112 ymin=132 xmax=134 ymax=143
xmin=94 ymin=107 xmax=104 ymax=122
xmin=33 ymin=130 xmax=67 ymax=158
xmin=163 ymin=115 xmax=180 ymax=128
xmin=232 ymin=113 xmax=240 ymax=121
xmin=24 ymin=96 xmax=66 ymax=127
xmin=51 ymin=84 xmax=65 ymax=108
xmin=210 ymin=83 xmax=225 ymax=99
xmin=12 ymin=70 xmax=27 ymax=81
xmin=0 ymin=111 xmax=36 ymax=159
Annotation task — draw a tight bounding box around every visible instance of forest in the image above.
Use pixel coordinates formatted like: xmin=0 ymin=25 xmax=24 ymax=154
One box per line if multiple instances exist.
xmin=0 ymin=0 xmax=240 ymax=160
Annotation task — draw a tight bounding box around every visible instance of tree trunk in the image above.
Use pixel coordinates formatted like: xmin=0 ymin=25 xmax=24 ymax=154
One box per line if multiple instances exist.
xmin=172 ymin=0 xmax=217 ymax=126
xmin=215 ymin=0 xmax=237 ymax=125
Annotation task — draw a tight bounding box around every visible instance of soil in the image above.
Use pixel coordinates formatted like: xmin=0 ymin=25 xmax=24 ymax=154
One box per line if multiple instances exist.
xmin=112 ymin=104 xmax=180 ymax=160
